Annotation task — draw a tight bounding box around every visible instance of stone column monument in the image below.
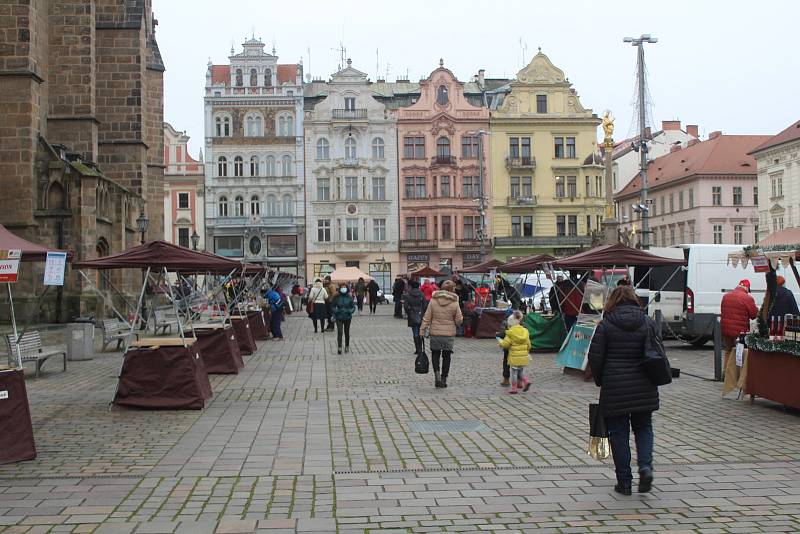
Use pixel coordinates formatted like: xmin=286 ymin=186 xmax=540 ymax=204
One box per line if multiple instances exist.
xmin=601 ymin=111 xmax=620 ymax=244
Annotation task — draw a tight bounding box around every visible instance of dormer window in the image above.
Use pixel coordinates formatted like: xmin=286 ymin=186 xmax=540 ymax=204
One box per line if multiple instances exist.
xmin=436 ymin=85 xmax=449 ymax=106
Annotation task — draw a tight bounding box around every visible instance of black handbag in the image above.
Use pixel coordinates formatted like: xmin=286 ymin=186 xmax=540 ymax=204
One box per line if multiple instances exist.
xmin=415 ymin=351 xmax=429 ymax=374
xmin=644 ymin=316 xmax=672 ymax=386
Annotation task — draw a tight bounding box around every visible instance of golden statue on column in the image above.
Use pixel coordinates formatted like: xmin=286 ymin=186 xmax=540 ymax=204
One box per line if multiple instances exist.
xmin=602 ymin=110 xmax=615 ymax=141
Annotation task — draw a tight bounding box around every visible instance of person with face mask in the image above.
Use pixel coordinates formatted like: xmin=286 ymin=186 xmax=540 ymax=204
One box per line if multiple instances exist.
xmin=331 ymin=283 xmax=357 ymax=354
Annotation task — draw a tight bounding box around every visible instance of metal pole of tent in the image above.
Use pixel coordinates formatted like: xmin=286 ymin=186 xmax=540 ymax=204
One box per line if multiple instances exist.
xmin=7 ymin=283 xmax=22 ymax=368
xmin=174 ymin=270 xmax=197 ymax=336
xmin=162 ymin=267 xmax=187 ymax=345
xmin=78 ymin=270 xmax=128 ymax=323
xmin=110 ymin=266 xmax=150 ymax=407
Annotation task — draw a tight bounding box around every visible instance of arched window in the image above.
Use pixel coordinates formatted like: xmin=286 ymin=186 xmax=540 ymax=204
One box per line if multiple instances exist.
xmin=437 ymin=84 xmax=449 ymax=105
xmin=345 ymin=137 xmax=357 ymax=160
xmin=250 ymin=195 xmax=260 ymax=215
xmin=245 ymin=113 xmax=262 ymax=137
xmin=235 ymin=68 xmax=243 ymax=86
xmin=282 ymin=194 xmax=294 ymax=216
xmin=47 ymin=182 xmax=66 ymax=210
xmin=217 ymin=156 xmax=227 ymax=177
xmin=265 ymin=156 xmax=275 ymax=176
xmin=234 ymin=195 xmax=245 ymax=216
xmin=372 ymin=137 xmax=385 ymax=160
xmin=249 ymin=68 xmax=257 ymax=86
xmin=437 ymin=136 xmax=451 ymax=157
xmin=223 ymin=116 xmax=230 ymax=136
xmin=250 ymin=156 xmax=259 ymax=176
xmin=215 ymin=116 xmax=222 ymax=137
xmin=265 ymin=68 xmax=272 ymax=87
xmin=266 ymin=194 xmax=279 ymax=216
xmin=281 ymin=155 xmax=292 ymax=176
xmin=286 ymin=115 xmax=294 ymax=136
xmin=278 ymin=116 xmax=286 ymax=136
xmin=96 ymin=238 xmax=110 ymax=289
xmin=316 ymin=138 xmax=330 ymax=160
xmin=234 ymin=156 xmax=244 ymax=177
xmin=218 ymin=196 xmax=228 ymax=217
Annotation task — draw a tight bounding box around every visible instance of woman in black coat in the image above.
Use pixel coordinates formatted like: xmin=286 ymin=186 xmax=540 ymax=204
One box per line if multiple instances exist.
xmin=403 ymin=280 xmax=425 ymax=356
xmin=588 ymin=285 xmax=659 ymax=496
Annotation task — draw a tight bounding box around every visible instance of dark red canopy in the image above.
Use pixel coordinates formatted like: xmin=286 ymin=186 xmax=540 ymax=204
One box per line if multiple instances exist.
xmin=500 ymin=254 xmax=557 ymax=274
xmin=73 ymin=240 xmax=242 ymax=271
xmin=457 ymin=258 xmax=505 ymax=274
xmin=409 ymin=266 xmax=445 ymax=278
xmin=0 ymin=224 xmax=72 ymax=262
xmin=554 ymin=243 xmax=686 ymax=269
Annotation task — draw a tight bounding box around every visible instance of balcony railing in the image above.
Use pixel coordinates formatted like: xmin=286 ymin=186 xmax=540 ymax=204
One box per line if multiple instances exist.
xmin=332 ymin=108 xmax=368 ymax=119
xmin=431 ymin=155 xmax=457 ymax=166
xmin=505 ymin=156 xmax=537 ymax=169
xmin=455 ymin=239 xmax=490 ymax=249
xmin=400 ymin=239 xmax=438 ymax=250
xmin=493 ymin=235 xmax=592 ymax=247
xmin=210 ymin=216 xmax=299 ymax=227
xmin=506 ymin=195 xmax=538 ymax=207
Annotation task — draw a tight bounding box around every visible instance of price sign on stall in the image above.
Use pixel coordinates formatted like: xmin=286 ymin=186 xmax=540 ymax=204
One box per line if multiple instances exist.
xmin=751 ymin=255 xmax=770 ymax=273
xmin=0 ymin=250 xmax=21 ymax=283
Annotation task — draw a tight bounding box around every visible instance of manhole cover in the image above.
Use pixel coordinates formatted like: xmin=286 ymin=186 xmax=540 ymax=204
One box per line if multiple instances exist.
xmin=408 ymin=420 xmax=490 ymax=433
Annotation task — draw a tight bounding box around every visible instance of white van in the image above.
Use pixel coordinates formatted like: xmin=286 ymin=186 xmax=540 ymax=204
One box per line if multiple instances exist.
xmin=642 ymin=244 xmax=799 ymax=345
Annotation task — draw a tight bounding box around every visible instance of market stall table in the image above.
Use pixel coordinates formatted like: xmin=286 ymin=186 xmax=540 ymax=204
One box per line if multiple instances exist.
xmin=115 ymin=338 xmax=212 ymax=410
xmin=185 ymin=324 xmax=244 ymax=374
xmin=523 ymin=312 xmax=567 ymax=351
xmin=747 ymin=349 xmax=800 ymax=410
xmin=247 ymin=309 xmax=269 ymax=340
xmin=474 ymin=309 xmax=508 ymax=339
xmin=231 ymin=315 xmax=257 ymax=355
xmin=0 ymin=368 xmax=36 ymax=464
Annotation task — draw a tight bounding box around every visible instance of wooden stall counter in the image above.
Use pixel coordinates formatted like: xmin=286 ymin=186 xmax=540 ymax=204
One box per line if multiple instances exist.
xmin=746 ymin=348 xmax=800 ymax=410
xmin=186 ymin=324 xmax=244 ymax=374
xmin=230 ymin=316 xmax=257 ymax=355
xmin=0 ymin=368 xmax=36 ymax=464
xmin=131 ymin=337 xmax=195 ymax=347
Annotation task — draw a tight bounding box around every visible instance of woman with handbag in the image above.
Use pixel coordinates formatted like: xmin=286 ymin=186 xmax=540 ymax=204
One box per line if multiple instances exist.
xmin=420 ymin=280 xmax=463 ymax=388
xmin=307 ymin=279 xmax=329 ymax=333
xmin=404 ymin=280 xmax=425 ymax=356
xmin=587 ymin=285 xmax=659 ymax=496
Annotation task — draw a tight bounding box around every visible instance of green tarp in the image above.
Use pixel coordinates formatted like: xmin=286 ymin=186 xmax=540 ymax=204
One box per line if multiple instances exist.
xmin=523 ymin=312 xmax=567 ymax=351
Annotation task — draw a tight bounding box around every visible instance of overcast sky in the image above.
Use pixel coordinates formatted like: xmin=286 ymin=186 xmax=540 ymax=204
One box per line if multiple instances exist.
xmin=154 ymin=0 xmax=799 ymax=158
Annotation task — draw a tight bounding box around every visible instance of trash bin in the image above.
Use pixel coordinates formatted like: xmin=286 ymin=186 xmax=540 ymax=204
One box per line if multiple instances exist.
xmin=67 ymin=317 xmax=95 ymax=361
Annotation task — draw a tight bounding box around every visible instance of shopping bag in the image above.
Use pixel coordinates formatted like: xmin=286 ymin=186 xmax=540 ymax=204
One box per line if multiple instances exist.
xmin=644 ymin=316 xmax=672 ymax=386
xmin=415 ymin=351 xmax=429 ymax=374
xmin=588 ymin=402 xmax=610 ymax=460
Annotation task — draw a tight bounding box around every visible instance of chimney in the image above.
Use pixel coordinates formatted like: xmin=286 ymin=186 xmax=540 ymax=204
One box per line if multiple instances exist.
xmin=478 ymin=69 xmax=485 ymax=85
xmin=686 ymin=124 xmax=699 ymax=138
xmin=709 ymin=130 xmax=722 ymax=140
xmin=662 ymin=120 xmax=681 ymax=131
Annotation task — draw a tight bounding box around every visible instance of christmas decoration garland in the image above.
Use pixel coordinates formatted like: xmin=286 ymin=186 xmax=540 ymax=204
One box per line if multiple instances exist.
xmin=745 ymin=333 xmax=800 ymax=357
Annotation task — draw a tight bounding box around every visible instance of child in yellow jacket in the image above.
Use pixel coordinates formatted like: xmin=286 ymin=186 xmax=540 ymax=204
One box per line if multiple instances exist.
xmin=497 ymin=310 xmax=531 ymax=394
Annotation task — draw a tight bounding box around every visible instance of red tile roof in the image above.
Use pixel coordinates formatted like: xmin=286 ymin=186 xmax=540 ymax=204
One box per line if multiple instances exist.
xmin=749 ymin=119 xmax=800 ymax=154
xmin=211 ymin=65 xmax=229 ymax=85
xmin=277 ymin=64 xmax=297 ymax=85
xmin=615 ymin=134 xmax=770 ymax=199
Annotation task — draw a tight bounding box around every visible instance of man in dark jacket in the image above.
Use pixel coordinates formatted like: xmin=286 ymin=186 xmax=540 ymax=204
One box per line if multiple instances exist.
xmin=588 ymin=286 xmax=659 ymax=496
xmin=770 ymin=275 xmax=799 ymax=324
xmin=366 ymin=278 xmax=380 ymax=314
xmin=404 ymin=280 xmax=426 ymax=355
xmin=392 ymin=276 xmax=406 ymax=318
xmin=720 ymin=279 xmax=758 ymax=351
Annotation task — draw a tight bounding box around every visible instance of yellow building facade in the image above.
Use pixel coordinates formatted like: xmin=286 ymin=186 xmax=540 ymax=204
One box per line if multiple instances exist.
xmin=489 ymin=51 xmax=605 ymax=260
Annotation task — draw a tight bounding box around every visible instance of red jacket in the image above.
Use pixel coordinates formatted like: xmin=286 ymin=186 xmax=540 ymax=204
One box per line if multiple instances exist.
xmin=720 ymin=286 xmax=758 ymax=337
xmin=421 ymin=282 xmax=438 ymax=301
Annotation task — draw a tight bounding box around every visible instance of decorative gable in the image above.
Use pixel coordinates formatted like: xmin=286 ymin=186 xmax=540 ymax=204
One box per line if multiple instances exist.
xmin=516 ymin=51 xmax=566 ymax=85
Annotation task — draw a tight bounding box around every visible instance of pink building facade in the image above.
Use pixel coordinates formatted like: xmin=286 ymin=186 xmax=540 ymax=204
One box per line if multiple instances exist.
xmin=616 ymin=133 xmax=770 ymax=247
xmin=163 ymin=123 xmax=205 ymax=250
xmin=396 ymin=63 xmax=491 ymax=274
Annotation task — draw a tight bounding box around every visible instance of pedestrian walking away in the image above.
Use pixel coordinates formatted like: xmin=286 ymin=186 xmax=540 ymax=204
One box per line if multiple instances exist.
xmin=355 ymin=277 xmax=366 ymax=314
xmin=331 ymin=283 xmax=356 ymax=354
xmin=308 ymin=279 xmax=329 ymax=333
xmin=323 ymin=275 xmax=336 ymax=330
xmin=367 ymin=278 xmax=381 ymax=314
xmin=720 ymin=279 xmax=758 ymax=351
xmin=497 ymin=310 xmax=531 ymax=391
xmin=265 ymin=287 xmax=284 ymax=340
xmin=404 ymin=279 xmax=426 ymax=356
xmin=392 ymin=276 xmax=406 ymax=317
xmin=420 ymin=280 xmax=463 ymax=388
xmin=588 ymin=285 xmax=661 ymax=496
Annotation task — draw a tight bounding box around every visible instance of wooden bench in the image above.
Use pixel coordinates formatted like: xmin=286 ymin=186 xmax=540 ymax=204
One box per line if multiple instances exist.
xmin=5 ymin=331 xmax=67 ymax=378
xmin=153 ymin=305 xmax=180 ymax=335
xmin=100 ymin=318 xmax=139 ymax=352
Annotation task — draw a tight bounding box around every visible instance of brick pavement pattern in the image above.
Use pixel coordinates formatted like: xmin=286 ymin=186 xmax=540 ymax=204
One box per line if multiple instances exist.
xmin=2 ymin=307 xmax=800 ymax=532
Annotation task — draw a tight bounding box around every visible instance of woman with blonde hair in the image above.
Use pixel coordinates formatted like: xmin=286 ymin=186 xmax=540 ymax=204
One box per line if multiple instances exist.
xmin=420 ymin=280 xmax=463 ymax=388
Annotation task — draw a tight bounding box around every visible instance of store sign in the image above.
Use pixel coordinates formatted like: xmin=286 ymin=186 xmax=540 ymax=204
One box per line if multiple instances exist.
xmin=407 ymin=254 xmax=429 ymax=262
xmin=751 ymin=255 xmax=770 ymax=273
xmin=463 ymin=253 xmax=482 ymax=261
xmin=0 ymin=250 xmax=21 ymax=283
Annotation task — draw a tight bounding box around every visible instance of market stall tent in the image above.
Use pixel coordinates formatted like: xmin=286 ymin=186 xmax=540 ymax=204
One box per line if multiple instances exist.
xmin=329 ymin=266 xmax=372 ymax=283
xmin=554 ymin=243 xmax=686 ymax=269
xmin=500 ymin=254 xmax=557 ymax=274
xmin=457 ymin=258 xmax=505 ymax=274
xmin=408 ymin=266 xmax=444 ymax=278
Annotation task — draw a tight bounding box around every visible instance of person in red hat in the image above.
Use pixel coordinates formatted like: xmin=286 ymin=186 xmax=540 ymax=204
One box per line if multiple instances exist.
xmin=720 ymin=279 xmax=757 ymax=351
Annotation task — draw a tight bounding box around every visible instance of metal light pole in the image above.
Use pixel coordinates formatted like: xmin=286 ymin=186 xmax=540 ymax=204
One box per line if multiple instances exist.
xmin=136 ymin=208 xmax=149 ymax=329
xmin=623 ymin=34 xmax=657 ymax=249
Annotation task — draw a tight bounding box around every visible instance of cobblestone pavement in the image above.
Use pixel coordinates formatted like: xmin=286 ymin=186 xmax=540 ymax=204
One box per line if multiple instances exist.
xmin=2 ymin=308 xmax=800 ymax=533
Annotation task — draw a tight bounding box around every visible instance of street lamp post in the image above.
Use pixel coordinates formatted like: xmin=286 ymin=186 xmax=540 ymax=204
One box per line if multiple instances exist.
xmin=136 ymin=208 xmax=149 ymax=330
xmin=623 ymin=34 xmax=657 ymax=249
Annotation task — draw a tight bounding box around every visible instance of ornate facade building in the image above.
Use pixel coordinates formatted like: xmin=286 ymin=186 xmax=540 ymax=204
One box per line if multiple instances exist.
xmin=303 ymin=61 xmax=399 ymax=289
xmin=488 ymin=51 xmax=604 ymax=259
xmin=204 ymin=39 xmax=305 ymax=273
xmin=396 ymin=61 xmax=492 ymax=273
xmin=0 ymin=0 xmax=164 ymax=321
xmin=163 ymin=123 xmax=204 ymax=250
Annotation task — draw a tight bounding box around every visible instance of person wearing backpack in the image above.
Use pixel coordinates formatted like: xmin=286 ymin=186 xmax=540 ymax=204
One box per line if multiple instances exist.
xmin=588 ymin=285 xmax=659 ymax=496
xmin=265 ymin=287 xmax=284 ymax=340
xmin=307 ymin=279 xmax=329 ymax=333
xmin=404 ymin=280 xmax=426 ymax=356
xmin=497 ymin=310 xmax=531 ymax=394
xmin=331 ymin=283 xmax=356 ymax=354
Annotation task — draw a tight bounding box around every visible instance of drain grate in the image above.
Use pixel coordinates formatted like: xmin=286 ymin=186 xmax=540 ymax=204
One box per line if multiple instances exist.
xmin=375 ymin=379 xmax=400 ymax=385
xmin=408 ymin=420 xmax=490 ymax=433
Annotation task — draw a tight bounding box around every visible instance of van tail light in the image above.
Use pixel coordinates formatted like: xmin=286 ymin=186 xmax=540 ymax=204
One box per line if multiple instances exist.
xmin=686 ymin=287 xmax=694 ymax=314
